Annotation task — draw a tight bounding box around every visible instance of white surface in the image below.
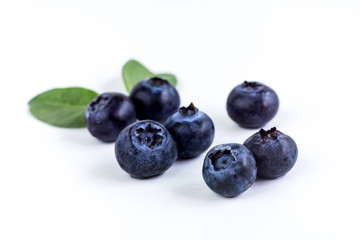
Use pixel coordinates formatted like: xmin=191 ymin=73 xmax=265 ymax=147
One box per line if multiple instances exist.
xmin=1 ymin=0 xmax=360 ymax=239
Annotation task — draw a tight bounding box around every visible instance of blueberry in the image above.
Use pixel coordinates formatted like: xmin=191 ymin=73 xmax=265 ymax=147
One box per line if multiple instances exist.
xmin=115 ymin=120 xmax=177 ymax=178
xmin=243 ymin=127 xmax=298 ymax=179
xmin=226 ymin=81 xmax=279 ymax=128
xmin=129 ymin=77 xmax=180 ymax=123
xmin=84 ymin=92 xmax=137 ymax=142
xmin=202 ymin=143 xmax=257 ymax=197
xmin=164 ymin=103 xmax=215 ymax=159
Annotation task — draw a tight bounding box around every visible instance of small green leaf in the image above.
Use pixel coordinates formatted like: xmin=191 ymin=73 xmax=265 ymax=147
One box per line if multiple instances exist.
xmin=122 ymin=60 xmax=154 ymax=93
xmin=122 ymin=59 xmax=177 ymax=93
xmin=155 ymin=73 xmax=177 ymax=86
xmin=28 ymin=87 xmax=98 ymax=128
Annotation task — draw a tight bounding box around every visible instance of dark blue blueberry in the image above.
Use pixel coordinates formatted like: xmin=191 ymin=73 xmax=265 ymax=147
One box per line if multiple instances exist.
xmin=115 ymin=120 xmax=177 ymax=178
xmin=226 ymin=81 xmax=279 ymax=128
xmin=129 ymin=77 xmax=180 ymax=123
xmin=202 ymin=143 xmax=257 ymax=197
xmin=164 ymin=103 xmax=215 ymax=159
xmin=84 ymin=92 xmax=137 ymax=142
xmin=243 ymin=127 xmax=298 ymax=179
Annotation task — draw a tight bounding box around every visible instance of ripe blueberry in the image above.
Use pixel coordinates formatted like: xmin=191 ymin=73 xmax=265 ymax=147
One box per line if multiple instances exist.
xmin=226 ymin=81 xmax=279 ymax=128
xmin=115 ymin=120 xmax=177 ymax=178
xmin=243 ymin=127 xmax=298 ymax=179
xmin=130 ymin=77 xmax=180 ymax=123
xmin=164 ymin=103 xmax=215 ymax=159
xmin=202 ymin=143 xmax=257 ymax=197
xmin=84 ymin=92 xmax=137 ymax=142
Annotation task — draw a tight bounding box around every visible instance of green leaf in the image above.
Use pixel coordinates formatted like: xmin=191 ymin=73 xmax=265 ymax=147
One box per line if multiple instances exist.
xmin=155 ymin=73 xmax=177 ymax=86
xmin=122 ymin=59 xmax=177 ymax=93
xmin=28 ymin=87 xmax=98 ymax=128
xmin=122 ymin=60 xmax=154 ymax=93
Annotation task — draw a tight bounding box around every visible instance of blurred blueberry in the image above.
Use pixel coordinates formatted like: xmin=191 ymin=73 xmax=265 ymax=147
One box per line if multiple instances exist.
xmin=130 ymin=77 xmax=180 ymax=123
xmin=84 ymin=92 xmax=137 ymax=142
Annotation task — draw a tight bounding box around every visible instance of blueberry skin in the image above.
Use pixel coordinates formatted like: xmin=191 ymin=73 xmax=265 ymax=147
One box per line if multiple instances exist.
xmin=202 ymin=143 xmax=257 ymax=197
xmin=115 ymin=120 xmax=178 ymax=178
xmin=130 ymin=77 xmax=180 ymax=123
xmin=226 ymin=81 xmax=279 ymax=128
xmin=84 ymin=92 xmax=137 ymax=142
xmin=164 ymin=103 xmax=215 ymax=159
xmin=244 ymin=127 xmax=298 ymax=179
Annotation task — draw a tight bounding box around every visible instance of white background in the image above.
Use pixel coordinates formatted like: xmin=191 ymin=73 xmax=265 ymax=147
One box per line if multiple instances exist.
xmin=1 ymin=0 xmax=360 ymax=239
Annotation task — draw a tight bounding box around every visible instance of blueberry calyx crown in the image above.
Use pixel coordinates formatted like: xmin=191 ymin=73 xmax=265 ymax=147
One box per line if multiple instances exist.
xmin=148 ymin=77 xmax=168 ymax=86
xmin=242 ymin=81 xmax=261 ymax=90
xmin=89 ymin=95 xmax=110 ymax=111
xmin=179 ymin=102 xmax=198 ymax=116
xmin=134 ymin=123 xmax=165 ymax=149
xmin=259 ymin=127 xmax=279 ymax=140
xmin=209 ymin=149 xmax=233 ymax=171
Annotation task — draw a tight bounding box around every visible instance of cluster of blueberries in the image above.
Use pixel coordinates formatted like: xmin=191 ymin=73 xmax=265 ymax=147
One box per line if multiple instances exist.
xmin=84 ymin=77 xmax=298 ymax=198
